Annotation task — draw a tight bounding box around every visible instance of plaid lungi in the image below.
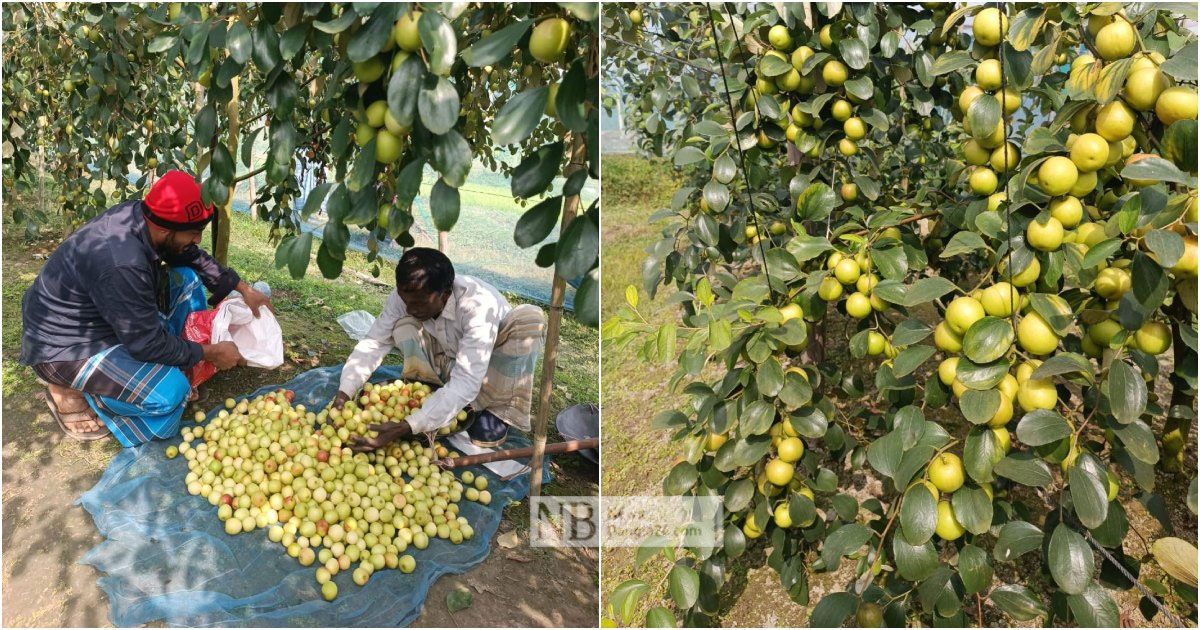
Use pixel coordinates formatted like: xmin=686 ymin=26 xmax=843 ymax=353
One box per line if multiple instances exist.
xmin=31 ymin=267 xmax=206 ymax=447
xmin=396 ymin=304 xmax=546 ymax=431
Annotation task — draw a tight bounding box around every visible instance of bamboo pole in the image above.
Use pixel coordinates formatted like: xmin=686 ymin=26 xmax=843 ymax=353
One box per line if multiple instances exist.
xmin=437 ymin=230 xmax=449 ymax=253
xmin=438 ymin=439 xmax=598 ymax=469
xmin=215 ymin=76 xmax=239 ymax=264
xmin=528 ymin=131 xmax=587 ymax=498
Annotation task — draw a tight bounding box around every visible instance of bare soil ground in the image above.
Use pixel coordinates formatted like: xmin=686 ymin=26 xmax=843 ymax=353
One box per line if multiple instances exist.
xmin=2 ymin=202 xmax=598 ymax=627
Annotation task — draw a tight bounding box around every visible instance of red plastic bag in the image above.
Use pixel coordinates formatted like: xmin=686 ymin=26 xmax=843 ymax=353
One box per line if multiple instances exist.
xmin=183 ymin=307 xmax=219 ymax=387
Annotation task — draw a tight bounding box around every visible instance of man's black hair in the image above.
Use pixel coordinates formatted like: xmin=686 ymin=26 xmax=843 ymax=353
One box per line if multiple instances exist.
xmin=395 ymin=247 xmax=455 ymax=294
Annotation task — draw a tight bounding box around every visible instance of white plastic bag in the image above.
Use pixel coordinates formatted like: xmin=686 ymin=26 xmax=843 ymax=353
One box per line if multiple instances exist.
xmin=336 ymin=310 xmax=377 ymax=341
xmin=211 ymin=296 xmax=284 ymax=369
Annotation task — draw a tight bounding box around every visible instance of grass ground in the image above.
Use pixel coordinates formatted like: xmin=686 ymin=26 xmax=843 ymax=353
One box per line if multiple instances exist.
xmin=598 ymin=154 xmax=1197 ymax=627
xmin=1 ymin=184 xmax=598 ymax=627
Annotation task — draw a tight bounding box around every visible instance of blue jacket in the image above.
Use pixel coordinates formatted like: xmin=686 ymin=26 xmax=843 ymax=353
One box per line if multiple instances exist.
xmin=20 ymin=200 xmax=240 ymax=368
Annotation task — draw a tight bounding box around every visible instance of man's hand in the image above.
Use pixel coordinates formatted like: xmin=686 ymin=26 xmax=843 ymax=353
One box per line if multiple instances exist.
xmin=203 ymin=341 xmax=244 ymax=370
xmin=238 ymin=281 xmax=274 ymax=318
xmin=350 ymin=421 xmax=412 ymax=452
xmin=331 ymin=391 xmax=351 ymax=410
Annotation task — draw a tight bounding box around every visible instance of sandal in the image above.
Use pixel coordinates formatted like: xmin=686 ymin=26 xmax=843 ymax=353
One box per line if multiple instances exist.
xmin=42 ymin=384 xmax=110 ymax=441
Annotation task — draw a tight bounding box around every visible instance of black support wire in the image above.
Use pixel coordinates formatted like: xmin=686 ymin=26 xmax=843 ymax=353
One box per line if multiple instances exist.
xmin=995 ymin=2 xmax=1018 ymax=336
xmin=704 ymin=4 xmax=775 ymax=298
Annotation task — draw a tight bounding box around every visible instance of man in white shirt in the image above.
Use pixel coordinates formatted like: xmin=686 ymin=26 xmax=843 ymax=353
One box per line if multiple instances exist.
xmin=334 ymin=248 xmax=546 ymax=450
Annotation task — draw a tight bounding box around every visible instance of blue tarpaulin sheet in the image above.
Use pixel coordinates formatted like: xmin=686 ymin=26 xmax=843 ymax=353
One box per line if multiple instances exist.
xmin=77 ymin=365 xmax=549 ymax=627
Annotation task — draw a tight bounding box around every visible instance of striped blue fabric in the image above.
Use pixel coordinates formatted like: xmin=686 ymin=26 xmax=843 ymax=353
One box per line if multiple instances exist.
xmin=76 ymin=266 xmax=207 ymax=447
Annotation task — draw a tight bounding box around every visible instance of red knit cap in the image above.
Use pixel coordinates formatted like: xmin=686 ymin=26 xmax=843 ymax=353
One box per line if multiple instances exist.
xmin=143 ymin=170 xmax=214 ymax=230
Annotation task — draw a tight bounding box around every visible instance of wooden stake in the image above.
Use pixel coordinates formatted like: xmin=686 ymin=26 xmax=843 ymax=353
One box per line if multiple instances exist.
xmin=528 ymin=131 xmax=587 ymax=498
xmin=437 ymin=439 xmax=599 ymax=469
xmin=437 ymin=230 xmax=449 ymax=253
xmin=215 ymin=76 xmax=239 ymax=264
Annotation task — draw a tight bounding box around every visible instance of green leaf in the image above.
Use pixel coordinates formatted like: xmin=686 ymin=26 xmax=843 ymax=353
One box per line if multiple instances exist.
xmin=941 ymin=231 xmax=990 ymax=258
xmin=994 ymin=454 xmax=1052 ymax=487
xmin=1069 ymin=454 xmax=1110 ymax=530
xmin=893 ymin=536 xmax=939 ymax=581
xmin=1048 ymin=524 xmax=1094 ymax=595
xmin=556 ymin=214 xmax=598 ymax=280
xmin=867 ymin=430 xmax=903 ymax=479
xmin=838 ymin=38 xmax=869 ymax=70
xmin=757 ymin=358 xmax=784 ymax=397
xmin=740 ymin=400 xmax=776 ymax=436
xmin=931 ymin=50 xmax=974 ymax=76
xmin=513 ymin=196 xmax=561 ymax=248
xmin=429 ymin=179 xmax=460 ymax=231
xmin=462 ymin=19 xmax=531 ymax=67
xmin=348 ymin=4 xmax=398 ymax=62
xmin=901 ymin=277 xmax=958 ymax=306
xmin=446 ymin=587 xmax=473 ymax=613
xmin=893 ymin=345 xmax=936 ymax=378
xmin=557 ymin=60 xmax=589 ymax=132
xmin=1016 ymin=410 xmax=1071 ymax=446
xmin=959 ymin=544 xmax=993 ymax=595
xmin=316 ymin=242 xmax=344 ymax=279
xmin=962 ymin=317 xmax=1015 ymax=364
xmin=900 ymin=483 xmax=938 ymax=545
xmin=956 ymin=357 xmax=1011 ymax=390
xmin=388 ymin=54 xmax=426 ymax=127
xmin=313 ymin=8 xmax=357 ymax=34
xmin=1106 ymin=360 xmax=1146 ymax=423
xmin=663 ymin=461 xmax=696 ymax=495
xmin=809 ymin=592 xmax=857 ymax=628
xmin=794 ymin=182 xmax=837 ymax=222
xmin=1121 ymin=155 xmax=1196 ymax=188
xmin=211 ymin=142 xmax=234 ymax=184
xmin=609 ymin=580 xmax=650 ymax=626
xmin=1031 ymin=353 xmax=1095 ymax=383
xmin=418 ymin=76 xmax=461 ymax=135
xmin=1066 ymin=583 xmax=1120 ymax=627
xmin=963 ymin=426 xmax=1002 ymax=483
xmin=301 ymin=182 xmax=333 ymax=220
xmin=511 ymin=142 xmax=564 ymax=199
xmin=417 ymin=10 xmax=457 ymax=76
xmin=1162 ymin=43 xmax=1199 ymax=81
xmin=225 ymin=20 xmax=252 ymax=64
xmin=395 ymin=158 xmax=424 ymax=209
xmin=252 ymin=19 xmax=282 ymax=73
xmin=147 ymin=35 xmax=177 ymax=54
xmin=892 ymin=319 xmax=933 ymax=346
xmin=1112 ymin=420 xmax=1159 ymax=465
xmin=951 ymin=487 xmax=993 ymax=534
xmin=959 ymin=388 xmax=1001 ymax=425
xmin=990 ymin=584 xmax=1047 ymax=621
xmin=967 ymin=93 xmax=1001 ymax=141
xmin=274 ymin=232 xmax=313 ymax=279
xmin=820 ymin=523 xmax=872 ymax=569
xmin=644 ymin=607 xmax=676 ymax=628
xmin=430 ymin=130 xmax=472 ymax=187
xmin=667 ymin=565 xmax=700 ymax=609
xmin=994 ymin=520 xmax=1044 ymax=562
xmin=1145 ymin=229 xmax=1184 ymax=268
xmin=493 ymin=86 xmax=549 ymax=146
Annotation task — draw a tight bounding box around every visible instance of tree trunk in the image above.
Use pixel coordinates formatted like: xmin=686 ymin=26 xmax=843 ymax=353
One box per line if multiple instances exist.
xmin=528 ymin=131 xmax=587 ymax=499
xmin=215 ymin=76 xmax=239 ymax=264
xmin=1161 ymin=298 xmax=1195 ymax=471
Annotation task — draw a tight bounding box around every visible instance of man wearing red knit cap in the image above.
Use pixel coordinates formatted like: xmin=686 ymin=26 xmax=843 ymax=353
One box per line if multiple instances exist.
xmin=20 ymin=170 xmax=273 ymax=445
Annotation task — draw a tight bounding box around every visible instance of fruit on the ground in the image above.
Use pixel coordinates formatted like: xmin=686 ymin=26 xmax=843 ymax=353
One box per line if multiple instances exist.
xmin=529 ymin=17 xmax=571 ymax=62
xmin=1017 ymin=311 xmax=1059 ymax=355
xmin=945 ymin=296 xmax=985 ymax=335
xmin=322 ymin=580 xmax=338 ymax=601
xmin=174 ymin=381 xmax=478 ymax=599
xmin=935 ymin=500 xmax=966 ymax=540
xmin=928 ymin=453 xmax=965 ymax=493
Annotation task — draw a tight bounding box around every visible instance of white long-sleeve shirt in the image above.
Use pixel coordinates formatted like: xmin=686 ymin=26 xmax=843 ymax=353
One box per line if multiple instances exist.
xmin=338 ymin=275 xmax=510 ymax=433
